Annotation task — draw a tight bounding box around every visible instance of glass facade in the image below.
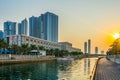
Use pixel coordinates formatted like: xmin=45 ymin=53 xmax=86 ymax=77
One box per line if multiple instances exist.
xmin=18 ymin=23 xmax=21 ymax=34
xmin=43 ymin=12 xmax=58 ymax=42
xmin=0 ymin=30 xmax=3 ymax=38
xmin=21 ymin=18 xmax=27 ymax=35
xmin=18 ymin=18 xmax=28 ymax=35
xmin=29 ymin=16 xmax=39 ymax=38
xmin=4 ymin=21 xmax=16 ymax=37
xmin=29 ymin=12 xmax=58 ymax=42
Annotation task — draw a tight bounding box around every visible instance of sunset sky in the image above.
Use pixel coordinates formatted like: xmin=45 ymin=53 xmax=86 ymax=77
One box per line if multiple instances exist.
xmin=0 ymin=0 xmax=120 ymax=53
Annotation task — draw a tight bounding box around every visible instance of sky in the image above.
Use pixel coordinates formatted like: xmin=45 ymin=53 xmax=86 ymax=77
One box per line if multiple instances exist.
xmin=0 ymin=0 xmax=120 ymax=53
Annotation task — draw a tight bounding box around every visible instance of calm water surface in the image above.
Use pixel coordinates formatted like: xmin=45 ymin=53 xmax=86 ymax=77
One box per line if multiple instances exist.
xmin=0 ymin=58 xmax=97 ymax=80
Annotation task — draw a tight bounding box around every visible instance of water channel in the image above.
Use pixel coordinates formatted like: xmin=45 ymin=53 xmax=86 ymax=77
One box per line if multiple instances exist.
xmin=0 ymin=58 xmax=97 ymax=80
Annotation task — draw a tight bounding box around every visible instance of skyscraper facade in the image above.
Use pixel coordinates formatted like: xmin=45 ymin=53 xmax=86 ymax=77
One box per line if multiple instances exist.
xmin=0 ymin=30 xmax=3 ymax=39
xmin=38 ymin=15 xmax=42 ymax=38
xmin=18 ymin=18 xmax=28 ymax=35
xmin=29 ymin=16 xmax=39 ymax=38
xmin=95 ymin=47 xmax=98 ymax=54
xmin=18 ymin=23 xmax=21 ymax=34
xmin=21 ymin=18 xmax=28 ymax=35
xmin=4 ymin=21 xmax=16 ymax=37
xmin=88 ymin=39 xmax=91 ymax=54
xmin=43 ymin=12 xmax=58 ymax=42
xmin=29 ymin=12 xmax=58 ymax=42
xmin=84 ymin=42 xmax=87 ymax=54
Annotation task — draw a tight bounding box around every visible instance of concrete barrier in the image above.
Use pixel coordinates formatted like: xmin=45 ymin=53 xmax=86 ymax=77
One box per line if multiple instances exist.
xmin=90 ymin=57 xmax=102 ymax=80
xmin=0 ymin=55 xmax=56 ymax=65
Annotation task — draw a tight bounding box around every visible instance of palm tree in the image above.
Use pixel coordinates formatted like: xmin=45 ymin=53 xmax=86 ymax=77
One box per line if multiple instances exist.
xmin=21 ymin=44 xmax=30 ymax=55
xmin=0 ymin=38 xmax=9 ymax=53
xmin=10 ymin=44 xmax=21 ymax=54
xmin=38 ymin=46 xmax=45 ymax=50
xmin=49 ymin=49 xmax=54 ymax=55
xmin=59 ymin=50 xmax=66 ymax=57
xmin=54 ymin=48 xmax=60 ymax=57
xmin=45 ymin=49 xmax=50 ymax=55
xmin=0 ymin=39 xmax=8 ymax=48
xmin=30 ymin=44 xmax=37 ymax=50
xmin=0 ymin=39 xmax=4 ymax=49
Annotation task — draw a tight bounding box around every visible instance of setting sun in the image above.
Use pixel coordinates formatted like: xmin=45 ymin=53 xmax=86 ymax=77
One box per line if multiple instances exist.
xmin=113 ymin=33 xmax=120 ymax=39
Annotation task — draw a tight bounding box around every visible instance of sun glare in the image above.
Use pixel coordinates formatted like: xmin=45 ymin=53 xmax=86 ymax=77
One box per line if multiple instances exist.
xmin=113 ymin=33 xmax=120 ymax=39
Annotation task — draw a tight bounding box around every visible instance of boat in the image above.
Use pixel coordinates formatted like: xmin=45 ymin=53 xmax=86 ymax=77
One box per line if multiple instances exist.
xmin=57 ymin=56 xmax=73 ymax=61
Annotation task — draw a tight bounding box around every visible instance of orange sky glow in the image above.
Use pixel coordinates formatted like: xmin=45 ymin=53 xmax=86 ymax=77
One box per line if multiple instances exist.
xmin=1 ymin=0 xmax=120 ymax=54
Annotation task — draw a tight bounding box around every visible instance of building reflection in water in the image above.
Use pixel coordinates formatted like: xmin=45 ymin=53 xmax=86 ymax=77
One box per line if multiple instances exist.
xmin=0 ymin=61 xmax=58 ymax=80
xmin=0 ymin=58 xmax=97 ymax=80
xmin=84 ymin=58 xmax=87 ymax=75
xmin=88 ymin=58 xmax=90 ymax=75
xmin=84 ymin=58 xmax=90 ymax=75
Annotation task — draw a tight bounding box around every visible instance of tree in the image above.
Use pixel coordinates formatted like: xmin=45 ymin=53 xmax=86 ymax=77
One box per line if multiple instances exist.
xmin=107 ymin=38 xmax=120 ymax=55
xmin=0 ymin=39 xmax=8 ymax=49
xmin=30 ymin=44 xmax=37 ymax=50
xmin=38 ymin=46 xmax=45 ymax=50
xmin=59 ymin=50 xmax=69 ymax=57
xmin=21 ymin=44 xmax=30 ymax=54
xmin=0 ymin=38 xmax=9 ymax=54
xmin=70 ymin=51 xmax=83 ymax=56
xmin=49 ymin=49 xmax=54 ymax=55
xmin=46 ymin=49 xmax=50 ymax=55
xmin=54 ymin=48 xmax=60 ymax=57
xmin=10 ymin=44 xmax=21 ymax=54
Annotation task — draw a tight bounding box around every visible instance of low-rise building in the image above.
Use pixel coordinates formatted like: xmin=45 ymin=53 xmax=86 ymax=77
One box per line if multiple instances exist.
xmin=71 ymin=47 xmax=81 ymax=52
xmin=59 ymin=42 xmax=81 ymax=52
xmin=5 ymin=35 xmax=81 ymax=52
xmin=59 ymin=42 xmax=72 ymax=52
xmin=6 ymin=34 xmax=60 ymax=50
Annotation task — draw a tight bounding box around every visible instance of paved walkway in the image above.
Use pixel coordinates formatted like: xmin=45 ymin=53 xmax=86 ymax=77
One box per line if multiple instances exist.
xmin=94 ymin=58 xmax=120 ymax=80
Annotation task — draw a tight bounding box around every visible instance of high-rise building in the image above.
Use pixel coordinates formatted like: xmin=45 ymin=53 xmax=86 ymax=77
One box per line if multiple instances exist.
xmin=4 ymin=21 xmax=16 ymax=38
xmin=18 ymin=18 xmax=28 ymax=35
xmin=29 ymin=12 xmax=58 ymax=42
xmin=42 ymin=12 xmax=58 ymax=42
xmin=0 ymin=30 xmax=3 ymax=39
xmin=38 ymin=15 xmax=43 ymax=39
xmin=18 ymin=23 xmax=21 ymax=34
xmin=84 ymin=42 xmax=87 ymax=54
xmin=21 ymin=18 xmax=28 ymax=35
xmin=95 ymin=47 xmax=98 ymax=54
xmin=88 ymin=39 xmax=91 ymax=54
xmin=29 ymin=16 xmax=39 ymax=38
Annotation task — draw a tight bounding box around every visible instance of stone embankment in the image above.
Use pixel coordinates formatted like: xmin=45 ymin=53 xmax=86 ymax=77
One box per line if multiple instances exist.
xmin=0 ymin=54 xmax=56 ymax=65
xmin=90 ymin=57 xmax=102 ymax=80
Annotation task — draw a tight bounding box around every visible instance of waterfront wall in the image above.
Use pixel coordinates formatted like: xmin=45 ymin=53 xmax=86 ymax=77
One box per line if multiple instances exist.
xmin=0 ymin=54 xmax=56 ymax=65
xmin=0 ymin=54 xmax=54 ymax=60
xmin=90 ymin=57 xmax=102 ymax=80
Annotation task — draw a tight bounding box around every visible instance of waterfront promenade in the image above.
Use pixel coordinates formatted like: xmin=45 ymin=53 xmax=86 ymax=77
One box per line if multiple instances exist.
xmin=94 ymin=58 xmax=120 ymax=80
xmin=0 ymin=54 xmax=56 ymax=65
